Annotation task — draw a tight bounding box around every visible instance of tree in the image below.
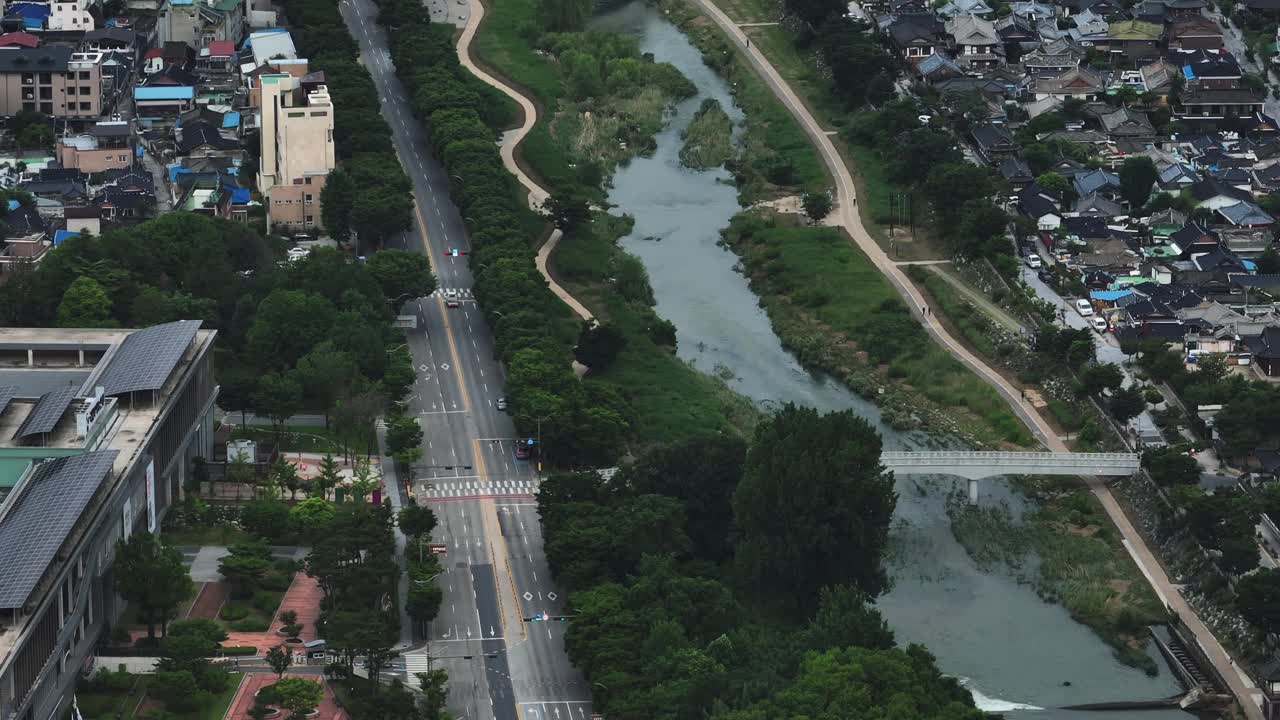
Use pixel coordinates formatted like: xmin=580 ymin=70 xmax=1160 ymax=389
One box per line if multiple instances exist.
xmin=574 ymin=322 xmax=626 ymax=370
xmin=157 ymin=633 xmax=216 ymax=676
xmin=321 ymin=167 xmax=355 ymax=246
xmin=385 ymin=414 xmax=424 ymax=457
xmin=807 ymin=585 xmax=895 ymax=651
xmin=271 ymin=456 xmax=302 ymax=500
xmin=801 ymin=190 xmax=834 ymax=224
xmin=1256 ymin=247 xmax=1280 ymax=274
xmin=1078 ymin=362 xmax=1124 ymax=396
xmin=1035 ymin=172 xmax=1075 ymax=204
xmin=218 ymin=541 xmax=273 ymax=599
xmin=1141 ymin=446 xmax=1202 ymax=486
xmin=349 ymin=459 xmax=378 ymax=502
xmin=290 ymin=496 xmax=337 ymax=539
xmin=314 ymin=454 xmax=342 ymax=500
xmin=17 ymin=118 xmax=54 ymax=151
xmin=367 ymin=249 xmax=437 ymax=308
xmin=167 ymin=619 xmax=227 ymax=646
xmin=246 ymin=289 xmax=338 ymax=370
xmin=273 ymin=677 xmax=323 ymax=719
xmin=57 ymin=276 xmax=116 ymax=328
xmin=254 ymin=373 xmax=303 ymax=439
xmin=538 ymin=0 xmax=591 ymax=30
xmin=114 ymin=532 xmax=193 ymax=639
xmin=417 ymin=670 xmax=450 ymax=720
xmin=241 ymin=499 xmax=291 ymax=541
xmin=1119 ymin=156 xmax=1158 ymax=208
xmin=266 ymin=645 xmax=292 ymax=679
xmin=732 ymin=405 xmax=896 ymax=616
xmin=398 ymin=504 xmax=437 ymax=539
xmin=545 ymin=192 xmax=591 ymax=233
xmin=1236 ymin=568 xmax=1280 ymax=636
xmin=1109 ymin=385 xmax=1146 ymax=424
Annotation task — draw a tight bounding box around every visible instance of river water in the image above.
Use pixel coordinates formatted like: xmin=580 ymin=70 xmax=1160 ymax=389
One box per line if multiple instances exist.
xmin=589 ymin=3 xmax=1191 ymax=718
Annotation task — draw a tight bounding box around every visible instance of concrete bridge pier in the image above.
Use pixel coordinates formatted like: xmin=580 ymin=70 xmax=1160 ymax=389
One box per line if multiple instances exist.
xmin=968 ymin=478 xmax=979 ymax=505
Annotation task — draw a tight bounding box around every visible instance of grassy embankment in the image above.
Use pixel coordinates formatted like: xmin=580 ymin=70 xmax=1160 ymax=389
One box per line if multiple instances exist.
xmin=722 ymin=212 xmax=1030 ymax=446
xmin=472 ymin=0 xmax=759 ymax=445
xmin=948 ymin=476 xmax=1167 ymax=673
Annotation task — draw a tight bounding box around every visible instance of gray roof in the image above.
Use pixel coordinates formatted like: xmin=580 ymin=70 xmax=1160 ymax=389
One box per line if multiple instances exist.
xmin=1217 ymin=200 xmax=1275 ymax=226
xmin=0 ymin=369 xmax=89 ymax=397
xmin=0 ymin=450 xmax=118 ymax=608
xmin=96 ymin=320 xmax=200 ymax=397
xmin=0 ymin=47 xmax=73 ymax=74
xmin=0 ymin=385 xmax=16 ymax=416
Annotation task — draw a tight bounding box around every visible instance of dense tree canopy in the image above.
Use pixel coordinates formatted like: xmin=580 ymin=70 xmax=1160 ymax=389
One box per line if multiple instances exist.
xmin=733 ymin=405 xmax=896 ymax=613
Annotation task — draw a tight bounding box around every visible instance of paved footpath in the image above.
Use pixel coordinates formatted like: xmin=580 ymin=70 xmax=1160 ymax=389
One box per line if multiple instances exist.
xmin=454 ymin=0 xmax=595 ymax=324
xmin=683 ymin=0 xmax=1265 ymax=715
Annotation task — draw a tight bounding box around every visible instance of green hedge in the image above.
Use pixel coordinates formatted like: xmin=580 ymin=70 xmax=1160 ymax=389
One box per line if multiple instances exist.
xmin=220 ymin=646 xmax=259 ymax=656
xmin=230 ymin=618 xmax=271 ymax=633
xmin=218 ymin=604 xmax=249 ymax=622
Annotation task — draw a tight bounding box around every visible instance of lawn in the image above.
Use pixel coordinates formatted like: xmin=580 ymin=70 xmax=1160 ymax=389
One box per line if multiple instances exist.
xmin=906 ymin=266 xmax=1001 ymax=359
xmin=74 ymin=673 xmax=243 ymax=720
xmin=162 ymin=523 xmax=254 ymax=547
xmin=230 ymin=424 xmax=343 ymax=454
xmin=725 ymin=216 xmax=1032 ymax=446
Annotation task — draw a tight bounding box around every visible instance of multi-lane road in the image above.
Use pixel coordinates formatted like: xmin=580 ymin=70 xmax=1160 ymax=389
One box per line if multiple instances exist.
xmin=338 ymin=2 xmax=593 ymax=719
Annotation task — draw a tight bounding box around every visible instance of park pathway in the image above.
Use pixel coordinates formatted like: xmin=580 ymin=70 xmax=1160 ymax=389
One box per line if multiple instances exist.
xmin=454 ymin=1 xmax=595 ymax=323
xmin=680 ymin=0 xmax=1265 ymax=715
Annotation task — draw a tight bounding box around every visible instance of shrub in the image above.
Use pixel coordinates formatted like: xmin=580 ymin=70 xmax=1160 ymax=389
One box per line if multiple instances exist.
xmin=219 ymin=604 xmax=250 ymax=621
xmin=198 ymin=667 xmax=233 ymax=693
xmin=279 ymin=610 xmax=298 ymax=625
xmin=256 ymin=683 xmax=280 ymax=705
xmin=259 ymin=572 xmax=291 ymax=592
xmin=230 ymin=618 xmax=271 ymax=632
xmin=168 ymin=618 xmax=228 ymax=645
xmin=281 ymin=623 xmax=303 ymax=638
xmin=221 ymin=646 xmax=259 ymax=656
xmin=86 ymin=667 xmax=135 ymax=692
xmin=252 ymin=591 xmax=284 ymax=613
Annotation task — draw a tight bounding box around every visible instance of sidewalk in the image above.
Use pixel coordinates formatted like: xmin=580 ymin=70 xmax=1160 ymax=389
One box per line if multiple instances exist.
xmin=685 ymin=0 xmax=1265 ymax=715
xmin=455 ymin=0 xmax=596 ymax=324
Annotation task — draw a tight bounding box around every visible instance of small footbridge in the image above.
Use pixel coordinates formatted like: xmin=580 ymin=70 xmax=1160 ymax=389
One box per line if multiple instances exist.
xmin=880 ymin=451 xmax=1140 ymax=503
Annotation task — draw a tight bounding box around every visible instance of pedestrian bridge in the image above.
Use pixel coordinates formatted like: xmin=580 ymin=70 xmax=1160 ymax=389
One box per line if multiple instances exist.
xmin=880 ymin=451 xmax=1141 ymax=503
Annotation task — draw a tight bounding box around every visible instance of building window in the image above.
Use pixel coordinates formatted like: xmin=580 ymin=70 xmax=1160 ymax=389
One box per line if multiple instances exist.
xmin=80 ymin=86 xmax=91 ymax=95
xmin=22 ymin=102 xmax=34 ymax=112
xmin=40 ymin=102 xmax=53 ymax=114
xmin=21 ymin=73 xmax=33 ymax=85
xmin=80 ymin=102 xmax=91 ymax=111
xmin=39 ymin=73 xmax=51 ymax=83
xmin=304 ymin=177 xmax=312 ymax=185
xmin=304 ymin=193 xmax=313 ymax=202
xmin=39 ymin=87 xmax=51 ymax=100
xmin=305 ymin=215 xmax=313 ymax=223
xmin=80 ymin=71 xmax=90 ymax=79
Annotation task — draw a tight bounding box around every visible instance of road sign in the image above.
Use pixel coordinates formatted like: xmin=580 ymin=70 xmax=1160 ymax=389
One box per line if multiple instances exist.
xmin=429 ymin=543 xmax=447 ymax=555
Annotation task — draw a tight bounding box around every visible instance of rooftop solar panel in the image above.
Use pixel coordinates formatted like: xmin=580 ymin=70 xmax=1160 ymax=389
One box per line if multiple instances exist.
xmin=13 ymin=385 xmax=76 ymax=439
xmin=0 ymin=385 xmax=17 ymax=415
xmin=96 ymin=320 xmax=201 ymax=397
xmin=0 ymin=449 xmax=118 ymax=608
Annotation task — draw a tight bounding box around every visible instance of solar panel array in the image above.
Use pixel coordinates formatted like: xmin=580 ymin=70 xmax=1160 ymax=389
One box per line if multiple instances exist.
xmin=0 ymin=449 xmax=118 ymax=608
xmin=96 ymin=320 xmax=201 ymax=397
xmin=0 ymin=385 xmax=17 ymax=416
xmin=13 ymin=385 xmax=76 ymax=439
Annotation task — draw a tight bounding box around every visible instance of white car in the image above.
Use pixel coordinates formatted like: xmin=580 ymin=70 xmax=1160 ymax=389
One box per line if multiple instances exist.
xmin=444 ymin=288 xmax=460 ymax=308
xmin=1075 ymin=299 xmax=1094 ymax=317
xmin=1090 ymin=316 xmax=1108 ymax=333
xmin=1024 ymin=254 xmax=1042 ymax=269
xmin=496 ymin=397 xmax=507 ymax=411
xmin=286 ymin=247 xmax=308 ymax=262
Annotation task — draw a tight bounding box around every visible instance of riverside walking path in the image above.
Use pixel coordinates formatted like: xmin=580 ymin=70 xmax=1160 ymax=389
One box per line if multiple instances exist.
xmin=451 ymin=0 xmax=1263 ymax=714
xmin=455 ymin=4 xmax=594 ymax=324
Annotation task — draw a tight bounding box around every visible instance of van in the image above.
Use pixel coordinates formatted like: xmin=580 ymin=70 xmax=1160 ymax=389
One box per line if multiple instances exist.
xmin=1075 ymin=299 xmax=1094 ymax=317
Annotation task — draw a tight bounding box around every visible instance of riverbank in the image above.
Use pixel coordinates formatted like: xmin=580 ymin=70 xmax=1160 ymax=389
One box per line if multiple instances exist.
xmin=947 ymin=475 xmax=1167 ymax=674
xmin=719 ymin=211 xmax=1030 ymax=446
xmin=466 ymin=0 xmax=761 ymax=446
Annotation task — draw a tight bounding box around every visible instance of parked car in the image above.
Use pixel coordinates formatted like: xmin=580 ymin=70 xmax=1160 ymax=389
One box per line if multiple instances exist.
xmin=1037 ymin=268 xmax=1053 ymax=283
xmin=1024 ymin=253 xmax=1042 ymax=269
xmin=496 ymin=397 xmax=507 ymax=411
xmin=1090 ymin=316 xmax=1107 ymax=333
xmin=1075 ymin=299 xmax=1094 ymax=317
xmin=286 ymin=247 xmax=308 ymax=262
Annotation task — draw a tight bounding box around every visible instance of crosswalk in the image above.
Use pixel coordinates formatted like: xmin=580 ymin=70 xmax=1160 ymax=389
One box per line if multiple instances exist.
xmin=427 ymin=287 xmax=475 ymax=299
xmin=419 ymin=478 xmax=539 ymax=500
xmin=403 ymin=654 xmax=432 ymax=684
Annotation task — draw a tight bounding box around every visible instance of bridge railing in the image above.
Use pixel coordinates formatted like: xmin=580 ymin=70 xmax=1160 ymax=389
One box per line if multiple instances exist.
xmin=880 ymin=451 xmax=1140 ymax=469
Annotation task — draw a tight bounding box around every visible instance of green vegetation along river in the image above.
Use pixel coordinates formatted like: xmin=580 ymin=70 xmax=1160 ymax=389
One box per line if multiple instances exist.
xmin=587 ymin=2 xmax=1189 ymax=717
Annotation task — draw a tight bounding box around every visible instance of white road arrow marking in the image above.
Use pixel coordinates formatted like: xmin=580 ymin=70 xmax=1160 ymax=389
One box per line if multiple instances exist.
xmin=489 ymin=626 xmax=496 ymax=637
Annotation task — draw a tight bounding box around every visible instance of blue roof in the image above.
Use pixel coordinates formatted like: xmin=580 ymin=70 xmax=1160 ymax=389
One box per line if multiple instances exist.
xmin=53 ymin=230 xmax=80 ymax=246
xmin=222 ymin=111 xmax=240 ymax=129
xmin=134 ymin=86 xmax=194 ymax=101
xmin=1183 ymin=65 xmax=1195 ymax=79
xmin=1090 ymin=290 xmax=1134 ymax=301
xmin=7 ymin=200 xmax=19 ymax=212
xmin=231 ymin=187 xmax=250 ymax=204
xmin=1244 ymin=259 xmax=1258 ymax=271
xmin=8 ymin=3 xmax=50 ymax=18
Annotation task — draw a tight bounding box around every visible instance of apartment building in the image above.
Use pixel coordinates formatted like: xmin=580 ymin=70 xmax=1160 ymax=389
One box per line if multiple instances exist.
xmin=0 ymin=49 xmax=103 ymax=118
xmin=0 ymin=322 xmax=218 ymax=720
xmin=257 ymin=73 xmax=333 ymax=232
xmin=57 ymin=120 xmax=134 ymax=173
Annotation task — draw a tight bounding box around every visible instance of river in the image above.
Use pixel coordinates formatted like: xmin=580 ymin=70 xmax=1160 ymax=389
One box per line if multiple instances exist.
xmin=588 ymin=3 xmax=1192 ymax=717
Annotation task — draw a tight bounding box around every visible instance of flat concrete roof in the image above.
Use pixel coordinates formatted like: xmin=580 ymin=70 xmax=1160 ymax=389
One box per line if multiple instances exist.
xmin=0 ymin=369 xmax=89 ymax=398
